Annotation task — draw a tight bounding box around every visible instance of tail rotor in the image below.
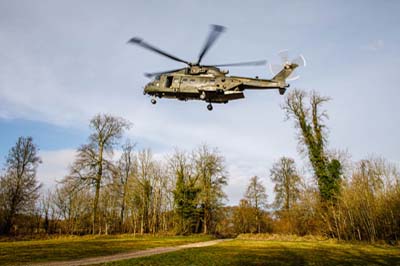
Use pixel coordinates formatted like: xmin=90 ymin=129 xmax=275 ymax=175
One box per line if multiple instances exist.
xmin=269 ymin=50 xmax=306 ymax=81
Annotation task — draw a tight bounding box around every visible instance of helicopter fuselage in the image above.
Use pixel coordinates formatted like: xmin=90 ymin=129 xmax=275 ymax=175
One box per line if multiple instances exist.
xmin=144 ymin=67 xmax=288 ymax=104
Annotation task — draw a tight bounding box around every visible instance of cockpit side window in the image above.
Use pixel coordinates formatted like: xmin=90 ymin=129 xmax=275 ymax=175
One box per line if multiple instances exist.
xmin=165 ymin=76 xmax=173 ymax=88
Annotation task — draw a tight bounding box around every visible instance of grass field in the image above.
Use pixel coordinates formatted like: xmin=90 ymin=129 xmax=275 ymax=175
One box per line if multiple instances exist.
xmin=100 ymin=239 xmax=400 ymax=266
xmin=1 ymin=235 xmax=399 ymax=266
xmin=0 ymin=234 xmax=214 ymax=266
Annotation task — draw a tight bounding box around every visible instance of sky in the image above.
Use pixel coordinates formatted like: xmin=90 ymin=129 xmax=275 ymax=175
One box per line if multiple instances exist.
xmin=1 ymin=0 xmax=400 ymax=205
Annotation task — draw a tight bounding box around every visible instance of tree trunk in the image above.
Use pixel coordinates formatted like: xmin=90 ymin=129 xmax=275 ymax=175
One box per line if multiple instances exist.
xmin=2 ymin=183 xmax=20 ymax=235
xmin=2 ymin=212 xmax=14 ymax=235
xmin=203 ymin=204 xmax=209 ymax=234
xmin=93 ymin=179 xmax=101 ymax=234
xmin=120 ymin=183 xmax=127 ymax=232
xmin=92 ymin=144 xmax=103 ymax=234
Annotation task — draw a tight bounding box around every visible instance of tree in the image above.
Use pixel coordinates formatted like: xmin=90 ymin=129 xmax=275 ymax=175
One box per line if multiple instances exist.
xmin=135 ymin=149 xmax=155 ymax=234
xmin=39 ymin=189 xmax=53 ymax=234
xmin=170 ymin=150 xmax=200 ymax=234
xmin=232 ymin=199 xmax=256 ymax=233
xmin=329 ymin=157 xmax=400 ymax=242
xmin=53 ymin=181 xmax=92 ymax=234
xmin=67 ymin=114 xmax=130 ymax=234
xmin=282 ymin=90 xmax=342 ymax=202
xmin=193 ymin=145 xmax=227 ymax=234
xmin=270 ymin=157 xmax=301 ymax=211
xmin=115 ymin=141 xmax=136 ymax=232
xmin=244 ymin=176 xmax=268 ymax=233
xmin=0 ymin=137 xmax=42 ymax=235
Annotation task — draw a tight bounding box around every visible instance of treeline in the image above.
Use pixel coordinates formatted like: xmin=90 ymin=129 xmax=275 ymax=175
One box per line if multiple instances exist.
xmin=0 ymin=89 xmax=399 ymax=243
xmin=265 ymin=90 xmax=400 ymax=243
xmin=0 ymin=115 xmax=228 ymax=236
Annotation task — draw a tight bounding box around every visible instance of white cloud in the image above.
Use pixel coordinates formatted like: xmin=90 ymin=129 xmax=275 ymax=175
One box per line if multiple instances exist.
xmin=361 ymin=39 xmax=385 ymax=51
xmin=37 ymin=149 xmax=76 ymax=188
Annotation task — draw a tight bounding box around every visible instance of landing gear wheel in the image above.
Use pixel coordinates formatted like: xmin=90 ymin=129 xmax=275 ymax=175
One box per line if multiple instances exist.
xmin=151 ymin=98 xmax=157 ymax=104
xmin=207 ymin=103 xmax=213 ymax=111
xmin=279 ymin=88 xmax=286 ymax=95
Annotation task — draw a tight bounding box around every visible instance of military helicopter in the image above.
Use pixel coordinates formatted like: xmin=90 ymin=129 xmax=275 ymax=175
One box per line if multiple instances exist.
xmin=128 ymin=25 xmax=305 ymax=111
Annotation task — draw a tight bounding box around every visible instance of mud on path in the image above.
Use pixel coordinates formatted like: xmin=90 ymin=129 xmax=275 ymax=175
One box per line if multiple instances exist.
xmin=28 ymin=239 xmax=229 ymax=266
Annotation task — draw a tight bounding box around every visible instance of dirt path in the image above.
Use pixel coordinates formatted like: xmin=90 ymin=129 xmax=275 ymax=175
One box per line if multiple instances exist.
xmin=28 ymin=239 xmax=229 ymax=266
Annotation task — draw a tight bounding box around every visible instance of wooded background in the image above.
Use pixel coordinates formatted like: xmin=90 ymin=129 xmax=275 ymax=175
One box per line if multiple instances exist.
xmin=1 ymin=89 xmax=399 ymax=243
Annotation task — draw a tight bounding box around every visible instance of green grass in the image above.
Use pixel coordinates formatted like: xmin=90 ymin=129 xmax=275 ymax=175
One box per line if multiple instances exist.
xmin=100 ymin=239 xmax=400 ymax=266
xmin=0 ymin=234 xmax=214 ymax=265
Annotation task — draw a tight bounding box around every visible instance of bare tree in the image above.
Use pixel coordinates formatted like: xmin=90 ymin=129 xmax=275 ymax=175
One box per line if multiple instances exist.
xmin=244 ymin=176 xmax=268 ymax=233
xmin=0 ymin=137 xmax=42 ymax=235
xmin=135 ymin=149 xmax=155 ymax=234
xmin=67 ymin=114 xmax=130 ymax=234
xmin=53 ymin=181 xmax=92 ymax=234
xmin=330 ymin=157 xmax=400 ymax=242
xmin=270 ymin=157 xmax=301 ymax=211
xmin=194 ymin=145 xmax=227 ymax=234
xmin=233 ymin=199 xmax=256 ymax=233
xmin=115 ymin=141 xmax=136 ymax=232
xmin=39 ymin=189 xmax=53 ymax=234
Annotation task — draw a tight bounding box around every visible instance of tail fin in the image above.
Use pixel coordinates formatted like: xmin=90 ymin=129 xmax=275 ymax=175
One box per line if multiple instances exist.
xmin=269 ymin=52 xmax=306 ymax=82
xmin=271 ymin=64 xmax=298 ymax=82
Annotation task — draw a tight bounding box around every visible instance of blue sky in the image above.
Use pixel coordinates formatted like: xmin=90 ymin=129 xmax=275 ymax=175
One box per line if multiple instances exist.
xmin=0 ymin=119 xmax=86 ymax=155
xmin=1 ymin=0 xmax=399 ymax=204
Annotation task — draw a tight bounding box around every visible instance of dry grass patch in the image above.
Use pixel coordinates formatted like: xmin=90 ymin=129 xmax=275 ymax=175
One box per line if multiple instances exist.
xmin=0 ymin=234 xmax=214 ymax=266
xmin=102 ymin=239 xmax=400 ymax=266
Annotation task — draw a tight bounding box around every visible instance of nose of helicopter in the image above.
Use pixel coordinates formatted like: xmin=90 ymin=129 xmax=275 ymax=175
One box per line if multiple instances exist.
xmin=143 ymin=85 xmax=149 ymax=95
xmin=143 ymin=83 xmax=154 ymax=95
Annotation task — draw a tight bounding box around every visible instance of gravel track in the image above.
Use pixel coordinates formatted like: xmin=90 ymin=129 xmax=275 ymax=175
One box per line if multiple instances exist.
xmin=27 ymin=239 xmax=229 ymax=266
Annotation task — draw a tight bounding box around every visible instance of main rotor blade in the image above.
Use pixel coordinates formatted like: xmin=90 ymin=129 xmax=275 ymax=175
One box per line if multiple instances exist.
xmin=209 ymin=60 xmax=267 ymax=67
xmin=128 ymin=37 xmax=190 ymax=65
xmin=196 ymin=25 xmax=226 ymax=65
xmin=144 ymin=68 xmax=186 ymax=78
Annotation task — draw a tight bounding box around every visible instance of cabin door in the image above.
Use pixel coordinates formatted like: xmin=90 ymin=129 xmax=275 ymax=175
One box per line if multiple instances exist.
xmin=171 ymin=76 xmax=181 ymax=92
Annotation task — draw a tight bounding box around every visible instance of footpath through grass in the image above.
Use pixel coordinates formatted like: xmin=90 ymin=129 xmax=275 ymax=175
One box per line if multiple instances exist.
xmin=0 ymin=234 xmax=214 ymax=266
xmin=100 ymin=239 xmax=400 ymax=266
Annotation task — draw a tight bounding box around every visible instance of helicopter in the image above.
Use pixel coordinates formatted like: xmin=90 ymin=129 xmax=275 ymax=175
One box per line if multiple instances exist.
xmin=128 ymin=25 xmax=305 ymax=111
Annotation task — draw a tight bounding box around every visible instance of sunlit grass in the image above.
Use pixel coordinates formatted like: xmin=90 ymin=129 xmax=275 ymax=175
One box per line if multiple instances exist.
xmin=101 ymin=239 xmax=400 ymax=266
xmin=0 ymin=234 xmax=214 ymax=265
xmin=2 ymin=235 xmax=399 ymax=266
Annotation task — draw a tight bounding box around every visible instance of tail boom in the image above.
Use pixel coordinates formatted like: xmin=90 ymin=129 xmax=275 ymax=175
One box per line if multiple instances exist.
xmin=271 ymin=63 xmax=298 ymax=82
